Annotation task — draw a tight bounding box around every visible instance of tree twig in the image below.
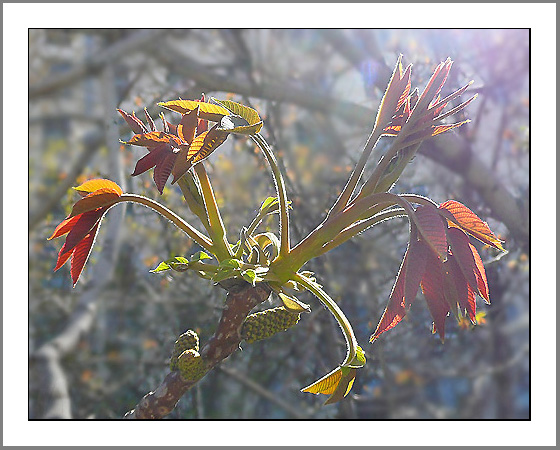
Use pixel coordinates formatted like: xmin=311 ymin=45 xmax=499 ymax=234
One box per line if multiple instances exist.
xmin=124 ymin=282 xmax=271 ymax=419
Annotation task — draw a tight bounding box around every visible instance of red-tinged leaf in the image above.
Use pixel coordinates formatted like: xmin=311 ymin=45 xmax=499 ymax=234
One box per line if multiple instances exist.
xmin=439 ymin=200 xmax=505 ymax=251
xmin=466 ymin=285 xmax=478 ymax=323
xmin=371 ymin=251 xmax=408 ymax=341
xmin=375 ymin=55 xmax=413 ymax=130
xmin=48 ymin=215 xmax=81 ymax=240
xmin=443 ymin=255 xmax=470 ymax=320
xmin=404 ymin=237 xmax=429 ymax=306
xmin=126 ymin=131 xmax=174 ymax=148
xmin=421 ymin=252 xmax=450 ymax=341
xmin=53 ymin=245 xmax=73 ymax=271
xmin=144 ymin=107 xmax=156 ymax=131
xmin=159 ymin=112 xmax=169 ymax=133
xmin=446 ymin=227 xmax=479 ymax=294
xmin=176 ymin=108 xmax=198 ymax=144
xmin=73 ymin=179 xmax=123 ymax=196
xmin=416 ymin=58 xmax=452 ymax=113
xmin=67 ymin=189 xmax=120 ymax=219
xmin=70 ymin=222 xmax=100 ymax=286
xmin=59 ymin=209 xmax=105 ymax=256
xmin=197 ymin=118 xmax=208 ymax=135
xmin=158 ymin=100 xmax=230 ymax=122
xmin=470 ymin=243 xmax=490 ymax=303
xmin=414 ymin=205 xmax=448 ymax=260
xmin=186 ymin=125 xmax=229 ymax=166
xmin=171 ymin=143 xmax=192 ymax=184
xmin=131 ymin=144 xmax=164 ymax=176
xmin=431 ymin=120 xmax=470 ymax=137
xmin=153 ymin=151 xmax=178 ymax=194
xmin=117 ymin=109 xmax=148 ymax=134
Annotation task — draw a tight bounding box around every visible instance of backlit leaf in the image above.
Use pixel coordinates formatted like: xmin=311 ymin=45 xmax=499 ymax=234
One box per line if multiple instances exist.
xmin=439 ymin=200 xmax=505 ymax=251
xmin=48 ymin=215 xmax=81 ymax=240
xmin=301 ymin=366 xmax=343 ymax=395
xmin=446 ymin=227 xmax=479 ymax=294
xmin=70 ymin=222 xmax=100 ymax=286
xmin=125 ymin=131 xmax=177 ymax=147
xmin=414 ymin=205 xmax=448 ymax=260
xmin=59 ymin=209 xmax=105 ymax=257
xmin=185 ymin=125 xmax=229 ymax=169
xmin=211 ymin=98 xmax=263 ymax=134
xmin=470 ymin=243 xmax=490 ymax=303
xmin=151 ymin=261 xmax=171 ymax=273
xmin=73 ymin=179 xmax=123 ymax=196
xmin=158 ymin=100 xmax=230 ymax=122
xmin=67 ymin=189 xmax=120 ymax=218
xmin=117 ymin=109 xmax=148 ymax=134
xmin=421 ymin=251 xmax=450 ymax=341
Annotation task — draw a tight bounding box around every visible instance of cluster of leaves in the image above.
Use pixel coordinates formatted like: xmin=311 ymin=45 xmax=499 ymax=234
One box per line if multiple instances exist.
xmin=48 ymin=54 xmax=504 ymax=407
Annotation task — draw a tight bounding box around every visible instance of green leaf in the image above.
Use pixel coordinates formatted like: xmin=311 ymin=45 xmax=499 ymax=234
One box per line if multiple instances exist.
xmin=212 ymin=267 xmax=238 ymax=283
xmin=241 ymin=269 xmax=261 ymax=286
xmin=151 ymin=261 xmax=171 ymax=273
xmin=211 ymin=98 xmax=263 ymax=134
xmin=260 ymin=196 xmax=280 ymax=213
xmin=190 ymin=251 xmax=212 ymax=262
xmin=219 ymin=258 xmax=242 ymax=269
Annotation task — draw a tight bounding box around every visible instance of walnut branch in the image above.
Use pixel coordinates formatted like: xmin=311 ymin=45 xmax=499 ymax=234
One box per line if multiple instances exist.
xmin=124 ymin=282 xmax=271 ymax=419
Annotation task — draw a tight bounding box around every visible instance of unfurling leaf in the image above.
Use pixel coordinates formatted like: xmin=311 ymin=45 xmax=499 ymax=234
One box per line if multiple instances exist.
xmin=439 ymin=200 xmax=505 ymax=251
xmin=182 ymin=125 xmax=229 ymax=171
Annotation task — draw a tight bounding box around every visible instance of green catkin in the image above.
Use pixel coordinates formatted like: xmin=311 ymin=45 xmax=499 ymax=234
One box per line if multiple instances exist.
xmin=170 ymin=330 xmax=199 ymax=371
xmin=177 ymin=349 xmax=206 ymax=382
xmin=241 ymin=306 xmax=301 ymax=343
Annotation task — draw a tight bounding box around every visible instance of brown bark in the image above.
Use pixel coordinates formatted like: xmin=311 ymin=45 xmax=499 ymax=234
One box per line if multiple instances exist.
xmin=124 ymin=282 xmax=271 ymax=419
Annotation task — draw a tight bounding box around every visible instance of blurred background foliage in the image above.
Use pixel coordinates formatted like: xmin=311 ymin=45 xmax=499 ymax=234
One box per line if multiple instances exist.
xmin=29 ymin=29 xmax=529 ymax=420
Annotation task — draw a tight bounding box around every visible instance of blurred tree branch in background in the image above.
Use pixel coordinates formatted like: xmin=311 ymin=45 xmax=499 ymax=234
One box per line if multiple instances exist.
xmin=29 ymin=29 xmax=529 ymax=420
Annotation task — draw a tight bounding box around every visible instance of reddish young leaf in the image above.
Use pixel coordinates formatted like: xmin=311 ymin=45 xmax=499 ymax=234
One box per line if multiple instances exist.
xmin=404 ymin=235 xmax=429 ymax=306
xmin=69 ymin=222 xmax=100 ymax=286
xmin=470 ymin=243 xmax=490 ymax=303
xmin=414 ymin=205 xmax=448 ymax=260
xmin=465 ymin=285 xmax=478 ymax=323
xmin=126 ymin=131 xmax=175 ymax=148
xmin=446 ymin=227 xmax=479 ymax=294
xmin=177 ymin=107 xmax=199 ymax=144
xmin=53 ymin=244 xmax=73 ymax=272
xmin=153 ymin=151 xmax=178 ymax=194
xmin=421 ymin=251 xmax=450 ymax=341
xmin=439 ymin=200 xmax=505 ymax=251
xmin=131 ymin=143 xmax=169 ymax=176
xmin=444 ymin=255 xmax=471 ymax=321
xmin=371 ymin=249 xmax=408 ymax=341
xmin=48 ymin=214 xmax=81 ymax=240
xmin=376 ymin=55 xmax=413 ymax=131
xmin=144 ymin=107 xmax=156 ymax=132
xmin=59 ymin=209 xmax=105 ymax=257
xmin=117 ymin=109 xmax=148 ymax=135
xmin=414 ymin=58 xmax=452 ymax=114
xmin=67 ymin=189 xmax=120 ymax=219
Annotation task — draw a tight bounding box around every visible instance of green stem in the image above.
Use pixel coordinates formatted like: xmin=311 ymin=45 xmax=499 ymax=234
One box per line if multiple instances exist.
xmin=293 ymin=272 xmax=357 ymax=367
xmin=176 ymin=172 xmax=211 ymax=231
xmin=318 ymin=208 xmax=406 ymax=255
xmin=251 ymin=133 xmax=290 ymax=257
xmin=117 ymin=194 xmax=214 ymax=252
xmin=327 ymin=127 xmax=383 ymax=218
xmin=193 ymin=164 xmax=233 ymax=261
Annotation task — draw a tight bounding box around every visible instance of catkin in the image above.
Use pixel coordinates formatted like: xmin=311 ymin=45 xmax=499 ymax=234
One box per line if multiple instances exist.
xmin=241 ymin=306 xmax=300 ymax=343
